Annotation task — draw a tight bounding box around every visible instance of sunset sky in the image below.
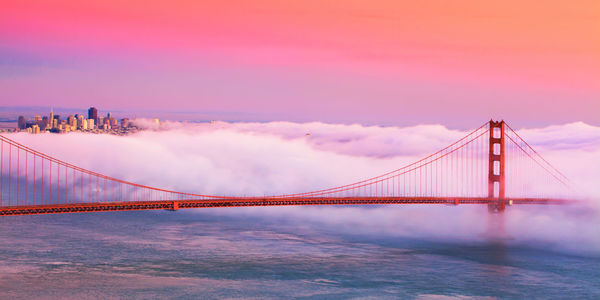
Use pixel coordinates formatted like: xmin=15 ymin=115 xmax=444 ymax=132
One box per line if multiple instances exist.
xmin=1 ymin=0 xmax=598 ymax=127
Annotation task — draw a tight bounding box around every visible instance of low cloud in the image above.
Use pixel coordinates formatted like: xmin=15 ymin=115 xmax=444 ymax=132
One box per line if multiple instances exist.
xmin=4 ymin=120 xmax=600 ymax=255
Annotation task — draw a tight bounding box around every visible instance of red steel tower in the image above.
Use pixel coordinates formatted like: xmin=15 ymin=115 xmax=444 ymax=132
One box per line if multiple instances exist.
xmin=488 ymin=120 xmax=506 ymax=212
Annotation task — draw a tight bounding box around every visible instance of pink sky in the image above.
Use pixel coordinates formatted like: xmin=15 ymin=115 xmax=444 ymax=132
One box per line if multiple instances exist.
xmin=1 ymin=0 xmax=598 ymax=127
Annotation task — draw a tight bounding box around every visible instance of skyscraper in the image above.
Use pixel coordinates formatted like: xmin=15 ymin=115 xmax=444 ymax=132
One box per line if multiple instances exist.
xmin=42 ymin=116 xmax=49 ymax=129
xmin=88 ymin=107 xmax=98 ymax=122
xmin=49 ymin=105 xmax=54 ymax=129
xmin=68 ymin=115 xmax=76 ymax=130
xmin=18 ymin=116 xmax=26 ymax=129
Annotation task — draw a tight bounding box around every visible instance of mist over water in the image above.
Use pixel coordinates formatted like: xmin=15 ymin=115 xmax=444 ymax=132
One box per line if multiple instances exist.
xmin=1 ymin=208 xmax=598 ymax=299
xmin=1 ymin=121 xmax=599 ymax=298
xmin=4 ymin=120 xmax=600 ymax=254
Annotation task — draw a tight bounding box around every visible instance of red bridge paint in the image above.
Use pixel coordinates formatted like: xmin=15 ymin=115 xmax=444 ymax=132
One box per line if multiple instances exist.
xmin=0 ymin=120 xmax=574 ymax=216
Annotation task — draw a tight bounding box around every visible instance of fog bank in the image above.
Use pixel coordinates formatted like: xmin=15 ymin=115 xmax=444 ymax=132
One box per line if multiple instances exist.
xmin=5 ymin=120 xmax=600 ymax=255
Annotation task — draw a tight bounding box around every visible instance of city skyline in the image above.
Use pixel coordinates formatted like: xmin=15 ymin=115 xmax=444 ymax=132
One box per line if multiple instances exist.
xmin=10 ymin=105 xmax=146 ymax=135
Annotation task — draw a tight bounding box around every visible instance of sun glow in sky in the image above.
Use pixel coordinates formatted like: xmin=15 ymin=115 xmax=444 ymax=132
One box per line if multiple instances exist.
xmin=1 ymin=0 xmax=598 ymax=126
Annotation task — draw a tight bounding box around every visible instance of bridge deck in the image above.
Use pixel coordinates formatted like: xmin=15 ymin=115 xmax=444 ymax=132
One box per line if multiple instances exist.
xmin=0 ymin=197 xmax=570 ymax=216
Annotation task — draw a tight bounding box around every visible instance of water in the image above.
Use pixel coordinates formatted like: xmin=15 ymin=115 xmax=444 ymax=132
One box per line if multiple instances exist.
xmin=0 ymin=209 xmax=598 ymax=299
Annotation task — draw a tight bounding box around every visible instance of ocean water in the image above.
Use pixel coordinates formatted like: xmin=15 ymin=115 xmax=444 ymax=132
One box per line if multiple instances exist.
xmin=0 ymin=208 xmax=598 ymax=299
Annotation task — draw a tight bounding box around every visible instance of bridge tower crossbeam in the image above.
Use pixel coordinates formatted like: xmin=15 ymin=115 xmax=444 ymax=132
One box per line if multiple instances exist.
xmin=488 ymin=120 xmax=506 ymax=213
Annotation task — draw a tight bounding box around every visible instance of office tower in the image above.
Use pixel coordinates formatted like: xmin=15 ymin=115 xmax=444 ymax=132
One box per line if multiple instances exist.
xmin=88 ymin=107 xmax=98 ymax=122
xmin=77 ymin=115 xmax=84 ymax=129
xmin=71 ymin=117 xmax=77 ymax=130
xmin=52 ymin=115 xmax=60 ymax=131
xmin=33 ymin=115 xmax=43 ymax=129
xmin=18 ymin=116 xmax=26 ymax=129
xmin=49 ymin=105 xmax=53 ymax=128
xmin=68 ymin=115 xmax=76 ymax=130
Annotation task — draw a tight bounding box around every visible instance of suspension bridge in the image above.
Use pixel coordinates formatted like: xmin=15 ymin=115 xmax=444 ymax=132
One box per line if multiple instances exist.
xmin=0 ymin=120 xmax=573 ymax=216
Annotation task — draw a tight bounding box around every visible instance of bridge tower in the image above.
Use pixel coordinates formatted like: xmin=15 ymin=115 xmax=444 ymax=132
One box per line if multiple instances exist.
xmin=488 ymin=120 xmax=506 ymax=213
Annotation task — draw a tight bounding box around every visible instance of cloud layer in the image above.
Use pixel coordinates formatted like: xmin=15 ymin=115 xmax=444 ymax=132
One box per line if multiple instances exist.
xmin=4 ymin=120 xmax=600 ymax=255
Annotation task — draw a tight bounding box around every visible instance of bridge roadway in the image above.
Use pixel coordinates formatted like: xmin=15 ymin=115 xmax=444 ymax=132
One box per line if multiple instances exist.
xmin=0 ymin=197 xmax=569 ymax=216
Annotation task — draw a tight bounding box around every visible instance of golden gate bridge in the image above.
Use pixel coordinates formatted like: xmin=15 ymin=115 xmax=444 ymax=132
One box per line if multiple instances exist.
xmin=0 ymin=120 xmax=573 ymax=216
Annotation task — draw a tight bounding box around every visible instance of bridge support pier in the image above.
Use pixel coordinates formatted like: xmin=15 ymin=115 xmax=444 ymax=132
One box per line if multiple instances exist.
xmin=488 ymin=120 xmax=505 ymax=213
